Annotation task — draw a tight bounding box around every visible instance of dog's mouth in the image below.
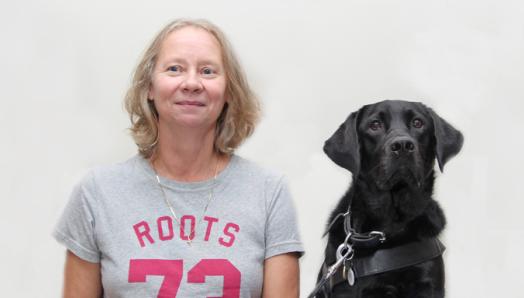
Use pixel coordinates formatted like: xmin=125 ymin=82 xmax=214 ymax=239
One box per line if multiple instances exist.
xmin=390 ymin=180 xmax=409 ymax=192
xmin=379 ymin=166 xmax=422 ymax=191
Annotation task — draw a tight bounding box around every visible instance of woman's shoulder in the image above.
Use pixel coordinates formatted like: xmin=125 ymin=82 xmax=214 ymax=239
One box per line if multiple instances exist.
xmin=231 ymin=155 xmax=294 ymax=206
xmin=231 ymin=155 xmax=286 ymax=185
xmin=78 ymin=155 xmax=146 ymax=190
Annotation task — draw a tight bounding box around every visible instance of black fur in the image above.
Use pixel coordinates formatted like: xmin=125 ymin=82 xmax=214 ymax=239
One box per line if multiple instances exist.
xmin=317 ymin=100 xmax=463 ymax=298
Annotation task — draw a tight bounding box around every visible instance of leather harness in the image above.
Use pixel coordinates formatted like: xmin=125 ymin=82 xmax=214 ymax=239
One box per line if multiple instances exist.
xmin=310 ymin=206 xmax=446 ymax=297
xmin=322 ymin=237 xmax=445 ymax=291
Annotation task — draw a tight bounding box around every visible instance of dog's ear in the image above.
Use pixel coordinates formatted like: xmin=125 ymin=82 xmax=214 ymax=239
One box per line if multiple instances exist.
xmin=323 ymin=111 xmax=360 ymax=175
xmin=429 ymin=108 xmax=464 ymax=172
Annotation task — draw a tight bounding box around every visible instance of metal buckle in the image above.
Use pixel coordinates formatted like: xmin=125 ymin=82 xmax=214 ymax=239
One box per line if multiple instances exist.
xmin=369 ymin=231 xmax=386 ymax=242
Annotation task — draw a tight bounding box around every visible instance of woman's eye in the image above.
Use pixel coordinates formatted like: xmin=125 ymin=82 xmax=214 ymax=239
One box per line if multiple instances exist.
xmin=369 ymin=120 xmax=382 ymax=131
xmin=412 ymin=118 xmax=424 ymax=128
xmin=167 ymin=65 xmax=181 ymax=72
xmin=202 ymin=67 xmax=215 ymax=75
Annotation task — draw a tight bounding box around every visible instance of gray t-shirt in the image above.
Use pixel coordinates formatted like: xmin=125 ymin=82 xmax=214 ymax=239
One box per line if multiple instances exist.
xmin=53 ymin=154 xmax=304 ymax=298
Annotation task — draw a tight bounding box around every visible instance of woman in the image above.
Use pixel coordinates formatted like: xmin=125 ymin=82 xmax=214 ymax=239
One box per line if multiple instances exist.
xmin=54 ymin=19 xmax=304 ymax=297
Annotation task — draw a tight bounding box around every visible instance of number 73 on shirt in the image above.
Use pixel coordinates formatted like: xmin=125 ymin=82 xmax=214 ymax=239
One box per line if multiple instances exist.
xmin=129 ymin=258 xmax=241 ymax=298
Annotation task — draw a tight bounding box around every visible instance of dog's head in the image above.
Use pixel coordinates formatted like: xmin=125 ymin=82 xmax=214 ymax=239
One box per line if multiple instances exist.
xmin=324 ymin=100 xmax=463 ymax=190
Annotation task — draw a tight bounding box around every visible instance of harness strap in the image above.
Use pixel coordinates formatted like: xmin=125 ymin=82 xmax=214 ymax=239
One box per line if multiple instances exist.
xmin=349 ymin=232 xmax=385 ymax=248
xmin=328 ymin=238 xmax=445 ymax=289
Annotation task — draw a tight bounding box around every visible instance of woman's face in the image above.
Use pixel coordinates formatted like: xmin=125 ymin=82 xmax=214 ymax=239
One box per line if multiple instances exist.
xmin=149 ymin=26 xmax=227 ymax=131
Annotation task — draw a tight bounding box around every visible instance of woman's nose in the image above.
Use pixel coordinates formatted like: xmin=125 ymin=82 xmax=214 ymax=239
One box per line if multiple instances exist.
xmin=181 ymin=71 xmax=203 ymax=93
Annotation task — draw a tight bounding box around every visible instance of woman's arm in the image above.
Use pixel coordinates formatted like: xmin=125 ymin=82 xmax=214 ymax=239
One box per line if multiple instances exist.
xmin=262 ymin=252 xmax=300 ymax=298
xmin=63 ymin=250 xmax=103 ymax=298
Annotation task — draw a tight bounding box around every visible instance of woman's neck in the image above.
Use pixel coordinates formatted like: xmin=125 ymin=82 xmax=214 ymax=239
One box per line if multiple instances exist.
xmin=150 ymin=124 xmax=224 ymax=182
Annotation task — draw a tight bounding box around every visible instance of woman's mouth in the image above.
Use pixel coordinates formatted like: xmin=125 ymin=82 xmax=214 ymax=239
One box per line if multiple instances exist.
xmin=176 ymin=101 xmax=205 ymax=106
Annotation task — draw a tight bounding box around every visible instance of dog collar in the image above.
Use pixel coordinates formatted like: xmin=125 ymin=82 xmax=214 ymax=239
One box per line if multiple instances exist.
xmin=323 ymin=210 xmax=387 ymax=248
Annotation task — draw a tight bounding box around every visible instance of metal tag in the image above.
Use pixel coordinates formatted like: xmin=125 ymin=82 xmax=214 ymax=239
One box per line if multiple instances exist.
xmin=346 ymin=267 xmax=355 ymax=286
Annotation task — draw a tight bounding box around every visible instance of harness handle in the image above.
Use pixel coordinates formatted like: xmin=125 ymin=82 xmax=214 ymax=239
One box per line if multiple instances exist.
xmin=307 ymin=243 xmax=352 ymax=298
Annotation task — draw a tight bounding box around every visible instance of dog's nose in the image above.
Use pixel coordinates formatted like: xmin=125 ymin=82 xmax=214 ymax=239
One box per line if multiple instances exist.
xmin=390 ymin=137 xmax=416 ymax=156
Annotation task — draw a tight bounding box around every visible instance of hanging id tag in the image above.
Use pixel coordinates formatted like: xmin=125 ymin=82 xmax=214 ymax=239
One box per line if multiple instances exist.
xmin=346 ymin=266 xmax=355 ymax=286
xmin=342 ymin=260 xmax=356 ymax=287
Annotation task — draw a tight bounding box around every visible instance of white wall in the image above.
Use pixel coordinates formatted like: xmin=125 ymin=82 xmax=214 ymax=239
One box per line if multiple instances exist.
xmin=1 ymin=0 xmax=523 ymax=297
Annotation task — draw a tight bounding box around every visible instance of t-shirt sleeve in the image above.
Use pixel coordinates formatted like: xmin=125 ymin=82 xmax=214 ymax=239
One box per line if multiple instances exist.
xmin=264 ymin=177 xmax=304 ymax=259
xmin=53 ymin=173 xmax=101 ymax=263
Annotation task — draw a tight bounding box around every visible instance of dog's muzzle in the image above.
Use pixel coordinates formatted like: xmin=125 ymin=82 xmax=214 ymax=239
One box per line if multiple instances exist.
xmin=386 ymin=135 xmax=418 ymax=158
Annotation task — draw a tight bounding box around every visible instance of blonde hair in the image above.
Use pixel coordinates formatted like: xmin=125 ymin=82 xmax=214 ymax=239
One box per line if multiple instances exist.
xmin=124 ymin=19 xmax=260 ymax=158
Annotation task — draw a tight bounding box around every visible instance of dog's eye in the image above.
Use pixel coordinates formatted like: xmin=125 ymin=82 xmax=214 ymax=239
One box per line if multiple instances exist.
xmin=412 ymin=118 xmax=424 ymax=128
xmin=369 ymin=120 xmax=382 ymax=131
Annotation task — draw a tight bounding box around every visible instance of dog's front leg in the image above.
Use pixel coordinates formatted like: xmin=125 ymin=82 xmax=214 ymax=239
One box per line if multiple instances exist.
xmin=361 ymin=284 xmax=399 ymax=298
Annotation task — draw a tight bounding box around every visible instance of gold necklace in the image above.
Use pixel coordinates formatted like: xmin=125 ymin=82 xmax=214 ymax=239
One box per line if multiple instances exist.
xmin=152 ymin=155 xmax=220 ymax=246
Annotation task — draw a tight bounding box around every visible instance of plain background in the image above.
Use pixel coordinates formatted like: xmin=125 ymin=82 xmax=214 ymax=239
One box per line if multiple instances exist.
xmin=1 ymin=0 xmax=523 ymax=297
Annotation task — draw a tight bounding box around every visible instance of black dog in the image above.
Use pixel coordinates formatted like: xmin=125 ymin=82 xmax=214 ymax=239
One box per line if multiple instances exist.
xmin=314 ymin=100 xmax=463 ymax=298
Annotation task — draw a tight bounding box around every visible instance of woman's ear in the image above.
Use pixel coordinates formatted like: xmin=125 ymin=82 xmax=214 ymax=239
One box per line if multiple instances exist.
xmin=148 ymin=87 xmax=154 ymax=101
